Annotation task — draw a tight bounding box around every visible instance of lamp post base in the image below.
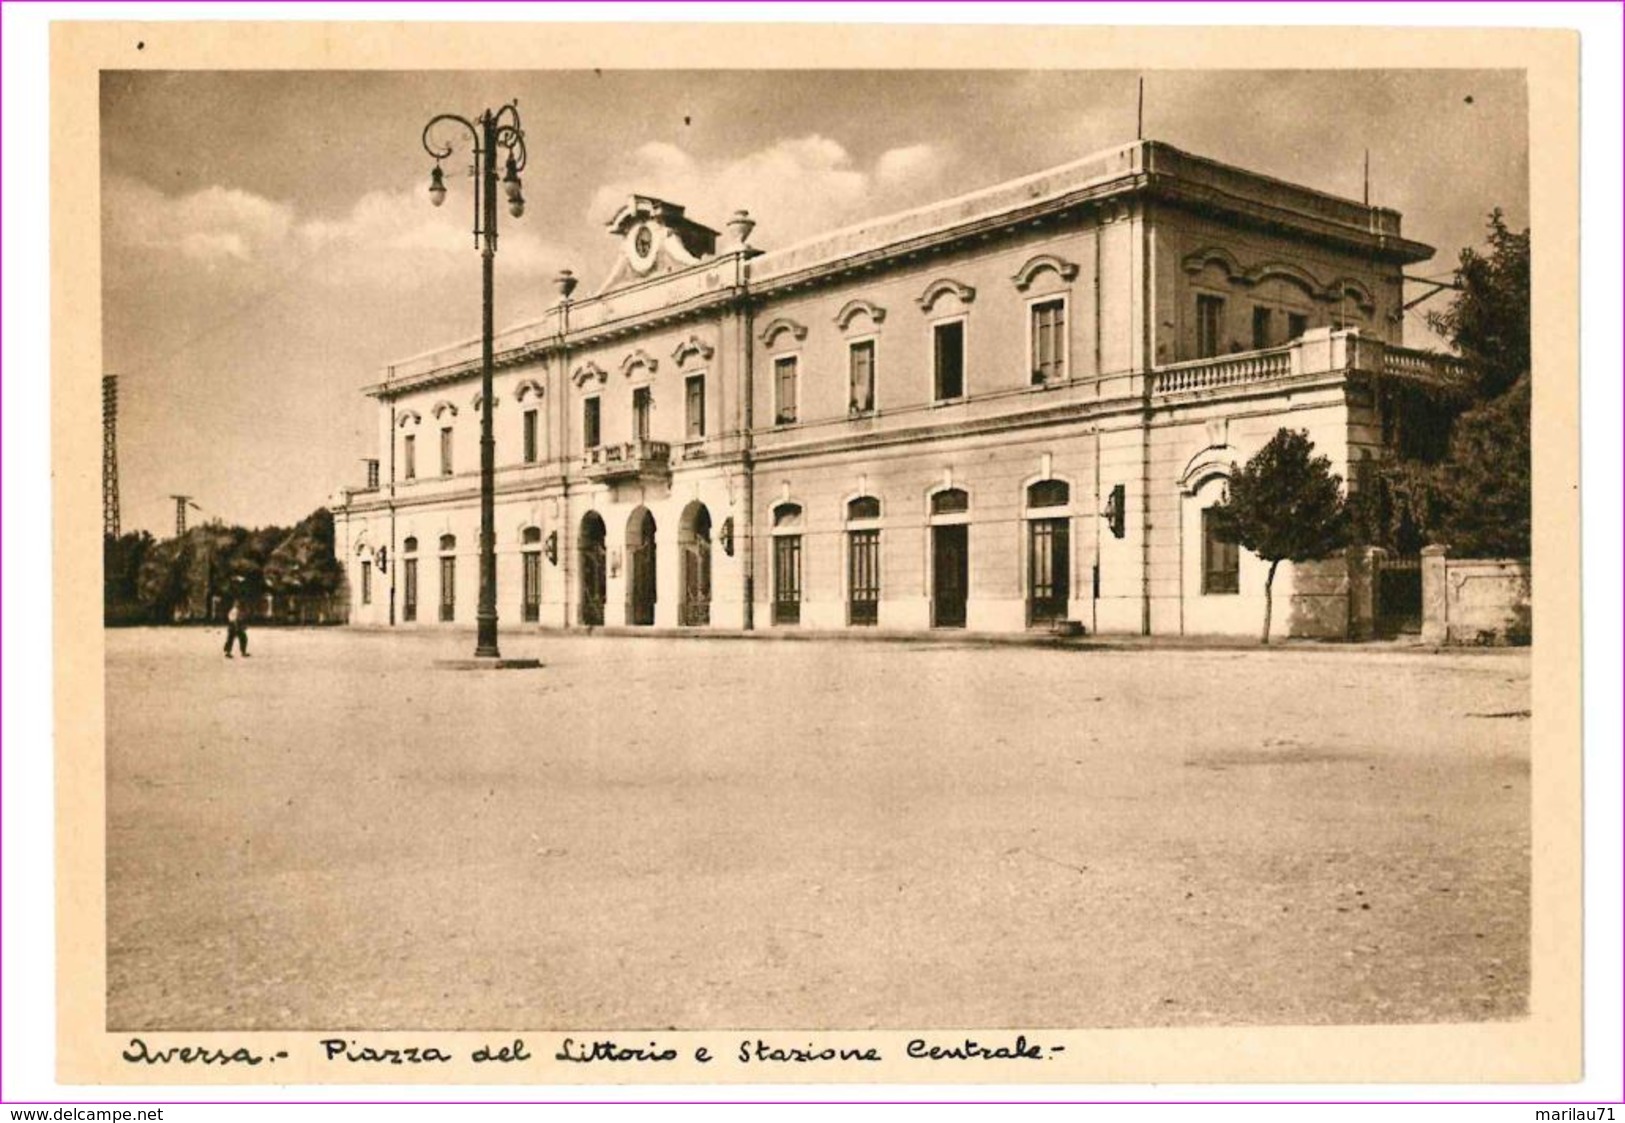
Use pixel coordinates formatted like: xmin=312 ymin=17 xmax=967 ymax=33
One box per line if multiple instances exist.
xmin=434 ymin=656 xmax=543 ymax=671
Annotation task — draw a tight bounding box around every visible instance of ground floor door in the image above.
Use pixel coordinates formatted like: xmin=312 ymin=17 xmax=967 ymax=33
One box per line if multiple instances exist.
xmin=627 ymin=508 xmax=657 ymax=626
xmin=1027 ymin=517 xmax=1070 ymax=626
xmin=579 ymin=514 xmax=606 ymax=626
xmin=773 ymin=534 xmax=802 ymax=625
xmin=680 ymin=504 xmax=711 ymax=627
xmin=932 ymin=524 xmax=968 ymax=628
xmin=521 ymin=551 xmax=541 ymax=623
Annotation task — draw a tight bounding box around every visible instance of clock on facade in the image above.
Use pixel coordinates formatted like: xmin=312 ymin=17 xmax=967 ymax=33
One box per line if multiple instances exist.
xmin=629 ymin=223 xmax=659 ymax=272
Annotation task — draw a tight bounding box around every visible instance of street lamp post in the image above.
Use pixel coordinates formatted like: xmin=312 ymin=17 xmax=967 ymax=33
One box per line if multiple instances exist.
xmin=422 ymin=102 xmax=527 ymax=660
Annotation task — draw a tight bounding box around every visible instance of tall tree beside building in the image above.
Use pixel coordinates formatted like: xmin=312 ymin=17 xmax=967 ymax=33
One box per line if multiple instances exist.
xmin=263 ymin=507 xmax=344 ymax=599
xmin=1355 ymin=210 xmax=1531 ymax=558
xmin=1209 ymin=429 xmax=1350 ymax=644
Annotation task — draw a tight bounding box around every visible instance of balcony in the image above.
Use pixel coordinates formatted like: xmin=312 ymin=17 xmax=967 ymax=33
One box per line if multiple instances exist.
xmin=1151 ymin=329 xmax=1471 ymax=399
xmin=580 ymin=439 xmax=672 ymax=484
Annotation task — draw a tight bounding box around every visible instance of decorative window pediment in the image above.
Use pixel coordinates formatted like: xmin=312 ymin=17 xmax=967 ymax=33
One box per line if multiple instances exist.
xmin=915 ymin=277 xmax=977 ymax=312
xmin=571 ymin=360 xmax=608 ymax=387
xmin=471 ymin=390 xmax=499 ymax=410
xmin=672 ymin=335 xmax=716 ymax=367
xmin=1011 ymin=253 xmax=1080 ymax=292
xmin=397 ymin=409 xmax=422 ymax=428
xmin=759 ymin=316 xmax=808 ymax=346
xmin=514 ymin=378 xmax=545 ymax=402
xmin=619 ymin=348 xmax=659 ymax=378
xmin=1182 ymin=247 xmax=1378 ymax=312
xmin=834 ymin=298 xmax=887 ymax=331
xmin=431 ymin=400 xmax=458 ymax=420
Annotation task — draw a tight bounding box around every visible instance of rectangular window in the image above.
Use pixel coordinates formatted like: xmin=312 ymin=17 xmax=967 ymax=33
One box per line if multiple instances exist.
xmin=439 ymin=556 xmax=456 ymax=621
xmin=1031 ymin=299 xmax=1066 ymax=384
xmin=1287 ymin=312 xmax=1309 ymax=341
xmin=403 ymin=434 xmax=416 ymax=480
xmin=774 ymin=356 xmax=798 ymax=425
xmin=848 ymin=340 xmax=875 ymax=415
xmin=523 ymin=408 xmax=539 ymax=463
xmin=522 ymin=552 xmax=541 ymax=623
xmin=633 ymin=386 xmax=652 ymax=441
xmin=773 ymin=535 xmax=802 ymax=625
xmin=848 ymin=529 xmax=880 ymax=626
xmin=360 ymin=560 xmax=372 ymax=606
xmin=1202 ymin=508 xmax=1240 ymax=595
xmin=1252 ymin=306 xmax=1273 ymax=350
xmin=1196 ymin=295 xmax=1225 ymax=359
xmin=934 ymin=320 xmax=965 ymax=401
xmin=583 ymin=397 xmax=601 ymax=449
xmin=403 ymin=558 xmax=418 ymax=622
xmin=685 ymin=375 xmax=706 ymax=438
xmin=439 ymin=426 xmax=454 ymax=476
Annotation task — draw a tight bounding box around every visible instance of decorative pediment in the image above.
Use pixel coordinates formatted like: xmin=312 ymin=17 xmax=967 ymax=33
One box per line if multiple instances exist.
xmin=397 ymin=409 xmax=421 ymax=428
xmin=1329 ymin=278 xmax=1378 ymax=314
xmin=759 ymin=316 xmax=808 ymax=346
xmin=431 ymin=400 xmax=458 ymax=419
xmin=672 ymin=335 xmax=715 ymax=367
xmin=834 ymin=298 xmax=887 ymax=331
xmin=514 ymin=378 xmax=545 ymax=402
xmin=1011 ymin=253 xmax=1080 ymax=292
xmin=619 ymin=348 xmax=659 ymax=378
xmin=471 ymin=390 xmax=499 ymax=410
xmin=915 ymin=277 xmax=977 ymax=312
xmin=571 ymin=360 xmax=608 ymax=387
xmin=1181 ymin=247 xmax=1378 ymax=312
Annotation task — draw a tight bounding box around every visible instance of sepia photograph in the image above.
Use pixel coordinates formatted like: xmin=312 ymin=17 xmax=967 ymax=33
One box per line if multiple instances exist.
xmin=37 ymin=17 xmax=1591 ymax=1092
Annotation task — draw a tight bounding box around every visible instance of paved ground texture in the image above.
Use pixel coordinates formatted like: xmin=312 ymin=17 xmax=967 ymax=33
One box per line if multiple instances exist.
xmin=105 ymin=627 xmax=1530 ymax=1031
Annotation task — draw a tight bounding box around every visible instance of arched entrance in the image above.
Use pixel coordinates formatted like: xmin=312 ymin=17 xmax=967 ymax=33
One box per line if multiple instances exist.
xmin=578 ymin=511 xmax=607 ymax=626
xmin=626 ymin=506 xmax=657 ymax=626
xmin=679 ymin=501 xmax=712 ymax=627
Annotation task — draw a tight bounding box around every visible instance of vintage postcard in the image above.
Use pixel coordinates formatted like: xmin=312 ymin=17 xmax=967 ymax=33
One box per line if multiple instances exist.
xmin=51 ymin=20 xmax=1580 ymax=1087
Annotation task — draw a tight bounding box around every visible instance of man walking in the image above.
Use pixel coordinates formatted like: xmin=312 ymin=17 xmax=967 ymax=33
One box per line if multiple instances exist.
xmin=223 ymin=597 xmax=250 ymax=658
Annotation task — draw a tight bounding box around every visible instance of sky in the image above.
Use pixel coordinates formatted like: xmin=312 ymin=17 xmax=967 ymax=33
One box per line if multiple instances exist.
xmin=100 ymin=69 xmax=1528 ymax=539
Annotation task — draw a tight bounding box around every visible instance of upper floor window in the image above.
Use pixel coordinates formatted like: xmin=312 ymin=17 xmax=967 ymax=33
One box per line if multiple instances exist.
xmin=403 ymin=434 xmax=416 ymax=480
xmin=774 ymin=356 xmax=798 ymax=425
xmin=934 ymin=320 xmax=965 ymax=401
xmin=1252 ymin=306 xmax=1273 ymax=350
xmin=583 ymin=396 xmax=602 ymax=449
xmin=849 ymin=340 xmax=876 ymax=415
xmin=633 ymin=386 xmax=653 ymax=442
xmin=1196 ymin=294 xmax=1225 ymax=359
xmin=1287 ymin=311 xmax=1309 ymax=341
xmin=522 ymin=408 xmax=539 ymax=463
xmin=439 ymin=426 xmax=454 ymax=476
xmin=685 ymin=375 xmax=706 ymax=439
xmin=1030 ymin=298 xmax=1066 ymax=384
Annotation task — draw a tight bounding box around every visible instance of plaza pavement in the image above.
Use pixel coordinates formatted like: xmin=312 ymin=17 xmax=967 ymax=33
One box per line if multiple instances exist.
xmin=104 ymin=626 xmax=1530 ymax=1031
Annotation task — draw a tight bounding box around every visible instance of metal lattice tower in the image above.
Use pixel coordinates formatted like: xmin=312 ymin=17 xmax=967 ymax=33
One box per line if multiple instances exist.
xmin=102 ymin=375 xmax=120 ymax=537
xmin=170 ymin=495 xmax=195 ymax=537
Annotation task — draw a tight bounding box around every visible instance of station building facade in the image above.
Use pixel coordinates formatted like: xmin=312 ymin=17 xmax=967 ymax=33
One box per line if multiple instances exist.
xmin=335 ymin=140 xmax=1462 ymax=639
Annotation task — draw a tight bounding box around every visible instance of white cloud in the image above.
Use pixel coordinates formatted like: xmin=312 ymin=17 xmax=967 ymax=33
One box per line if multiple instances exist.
xmin=102 ymin=175 xmax=567 ymax=289
xmin=588 ymin=135 xmax=951 ymax=249
xmin=104 ymin=175 xmax=294 ymax=265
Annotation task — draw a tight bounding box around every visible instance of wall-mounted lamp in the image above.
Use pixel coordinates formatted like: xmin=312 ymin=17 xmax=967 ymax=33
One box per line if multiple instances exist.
xmin=1102 ymin=484 xmax=1126 ymax=539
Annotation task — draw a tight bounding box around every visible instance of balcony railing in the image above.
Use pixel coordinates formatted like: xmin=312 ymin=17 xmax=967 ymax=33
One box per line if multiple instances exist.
xmin=581 ymin=439 xmax=672 ymax=483
xmin=1151 ymin=332 xmax=1470 ymax=398
xmin=1152 ymin=347 xmax=1293 ymax=394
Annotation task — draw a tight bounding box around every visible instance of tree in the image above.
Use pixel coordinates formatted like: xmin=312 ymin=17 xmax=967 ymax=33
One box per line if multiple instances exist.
xmin=1355 ymin=209 xmax=1531 ymax=558
xmin=1209 ymin=429 xmax=1350 ymax=644
xmin=1431 ymin=373 xmax=1531 ymax=557
xmin=1427 ymin=209 xmax=1530 ymax=403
